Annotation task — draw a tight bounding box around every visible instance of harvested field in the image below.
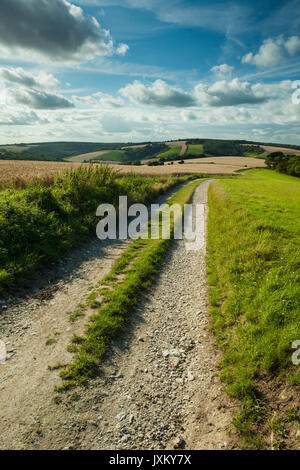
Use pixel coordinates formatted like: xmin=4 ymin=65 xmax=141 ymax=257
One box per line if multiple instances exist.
xmin=67 ymin=151 xmax=110 ymax=163
xmin=0 ymin=156 xmax=266 ymax=186
xmin=121 ymin=144 xmax=147 ymax=149
xmin=167 ymin=140 xmax=187 ymax=146
xmin=260 ymin=145 xmax=300 ymax=156
xmin=0 ymin=160 xmax=79 ymax=186
xmin=110 ymin=156 xmax=266 ymax=176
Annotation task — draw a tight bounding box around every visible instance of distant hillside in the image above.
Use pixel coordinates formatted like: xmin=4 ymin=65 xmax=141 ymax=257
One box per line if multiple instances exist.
xmin=0 ymin=142 xmax=124 ymax=160
xmin=0 ymin=151 xmax=61 ymax=162
xmin=0 ymin=138 xmax=299 ymax=162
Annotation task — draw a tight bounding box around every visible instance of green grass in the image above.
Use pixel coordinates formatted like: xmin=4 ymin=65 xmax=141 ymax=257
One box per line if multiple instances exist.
xmin=207 ymin=168 xmax=300 ymax=447
xmin=92 ymin=150 xmax=126 ymax=161
xmin=46 ymin=338 xmax=57 ymax=346
xmin=243 ymin=152 xmax=267 ymax=159
xmin=57 ymin=179 xmax=204 ymax=390
xmin=0 ymin=165 xmax=197 ymax=292
xmin=157 ymin=146 xmax=182 ymax=159
xmin=186 ymin=144 xmax=204 ymax=156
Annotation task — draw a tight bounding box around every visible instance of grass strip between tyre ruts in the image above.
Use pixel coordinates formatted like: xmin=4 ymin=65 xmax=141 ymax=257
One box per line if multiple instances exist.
xmin=57 ymin=179 xmax=204 ymax=390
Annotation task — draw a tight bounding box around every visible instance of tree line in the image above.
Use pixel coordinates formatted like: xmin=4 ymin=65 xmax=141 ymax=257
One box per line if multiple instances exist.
xmin=266 ymin=152 xmax=300 ymax=178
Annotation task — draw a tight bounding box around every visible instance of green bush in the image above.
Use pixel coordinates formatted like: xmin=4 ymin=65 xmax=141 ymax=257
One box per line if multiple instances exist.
xmin=0 ymin=165 xmax=195 ymax=291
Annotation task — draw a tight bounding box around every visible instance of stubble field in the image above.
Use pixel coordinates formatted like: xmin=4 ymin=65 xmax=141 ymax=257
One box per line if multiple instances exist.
xmin=0 ymin=156 xmax=266 ymax=186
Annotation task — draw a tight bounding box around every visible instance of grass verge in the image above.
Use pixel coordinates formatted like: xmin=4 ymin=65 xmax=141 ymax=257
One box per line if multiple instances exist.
xmin=207 ymin=169 xmax=300 ymax=448
xmin=57 ymin=179 xmax=203 ymax=390
xmin=0 ymin=165 xmax=199 ymax=292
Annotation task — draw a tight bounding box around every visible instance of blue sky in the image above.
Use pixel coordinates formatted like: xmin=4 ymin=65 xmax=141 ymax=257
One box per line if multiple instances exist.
xmin=0 ymin=0 xmax=300 ymax=144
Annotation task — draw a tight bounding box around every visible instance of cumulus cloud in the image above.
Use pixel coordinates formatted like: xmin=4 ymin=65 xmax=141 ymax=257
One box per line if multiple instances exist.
xmin=0 ymin=109 xmax=48 ymax=126
xmin=194 ymin=78 xmax=281 ymax=107
xmin=74 ymin=91 xmax=124 ymax=108
xmin=0 ymin=0 xmax=128 ymax=62
xmin=116 ymin=43 xmax=130 ymax=56
xmin=242 ymin=36 xmax=300 ymax=67
xmin=7 ymin=88 xmax=75 ymax=110
xmin=285 ymin=35 xmax=300 ymax=55
xmin=211 ymin=64 xmax=234 ymax=78
xmin=120 ymin=79 xmax=197 ymax=107
xmin=0 ymin=67 xmax=59 ymax=90
xmin=94 ymin=92 xmax=124 ymax=108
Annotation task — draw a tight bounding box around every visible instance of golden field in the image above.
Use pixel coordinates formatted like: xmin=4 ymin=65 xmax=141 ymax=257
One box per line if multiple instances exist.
xmin=0 ymin=156 xmax=266 ymax=186
xmin=111 ymin=156 xmax=266 ymax=175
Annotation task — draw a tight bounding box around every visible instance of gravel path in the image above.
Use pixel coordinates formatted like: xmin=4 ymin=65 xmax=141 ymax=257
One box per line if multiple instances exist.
xmin=0 ymin=180 xmax=237 ymax=450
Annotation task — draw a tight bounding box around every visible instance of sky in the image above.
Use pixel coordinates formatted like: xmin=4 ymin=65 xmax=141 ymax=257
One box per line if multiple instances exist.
xmin=0 ymin=0 xmax=300 ymax=144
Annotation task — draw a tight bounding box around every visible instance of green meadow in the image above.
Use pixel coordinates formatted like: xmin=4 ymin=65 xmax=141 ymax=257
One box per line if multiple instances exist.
xmin=156 ymin=145 xmax=182 ymax=159
xmin=186 ymin=144 xmax=204 ymax=155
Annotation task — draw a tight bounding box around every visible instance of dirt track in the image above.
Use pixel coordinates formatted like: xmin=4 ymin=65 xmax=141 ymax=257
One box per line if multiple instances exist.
xmin=0 ymin=181 xmax=237 ymax=450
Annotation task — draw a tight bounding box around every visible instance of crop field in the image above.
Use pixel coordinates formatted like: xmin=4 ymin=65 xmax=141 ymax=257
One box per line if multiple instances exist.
xmin=67 ymin=151 xmax=113 ymax=163
xmin=112 ymin=156 xmax=266 ymax=175
xmin=260 ymin=145 xmax=300 ymax=156
xmin=167 ymin=140 xmax=187 ymax=146
xmin=0 ymin=160 xmax=79 ymax=187
xmin=121 ymin=144 xmax=148 ymax=149
xmin=0 ymin=156 xmax=267 ymax=186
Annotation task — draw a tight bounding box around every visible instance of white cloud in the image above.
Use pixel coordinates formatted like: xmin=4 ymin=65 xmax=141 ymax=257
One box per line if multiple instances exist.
xmin=116 ymin=43 xmax=130 ymax=56
xmin=0 ymin=0 xmax=129 ymax=63
xmin=194 ymin=78 xmax=290 ymax=107
xmin=242 ymin=38 xmax=283 ymax=67
xmin=211 ymin=64 xmax=234 ymax=78
xmin=0 ymin=67 xmax=59 ymax=90
xmin=242 ymin=36 xmax=300 ymax=67
xmin=74 ymin=91 xmax=124 ymax=108
xmin=120 ymin=79 xmax=196 ymax=107
xmin=285 ymin=36 xmax=300 ymax=55
xmin=0 ymin=107 xmax=49 ymax=126
xmin=94 ymin=92 xmax=124 ymax=108
xmin=6 ymin=88 xmax=75 ymax=110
